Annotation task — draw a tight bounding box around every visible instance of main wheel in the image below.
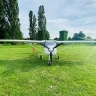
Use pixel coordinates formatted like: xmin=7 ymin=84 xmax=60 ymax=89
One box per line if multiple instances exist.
xmin=40 ymin=55 xmax=43 ymax=60
xmin=57 ymin=56 xmax=59 ymax=59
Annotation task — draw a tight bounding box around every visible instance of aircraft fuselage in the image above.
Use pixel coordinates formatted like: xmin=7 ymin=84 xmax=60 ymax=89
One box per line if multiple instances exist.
xmin=44 ymin=41 xmax=57 ymax=55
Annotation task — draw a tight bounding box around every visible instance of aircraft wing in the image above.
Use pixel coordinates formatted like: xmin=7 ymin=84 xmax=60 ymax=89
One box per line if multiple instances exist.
xmin=0 ymin=39 xmax=96 ymax=43
xmin=56 ymin=40 xmax=96 ymax=43
xmin=0 ymin=39 xmax=45 ymax=43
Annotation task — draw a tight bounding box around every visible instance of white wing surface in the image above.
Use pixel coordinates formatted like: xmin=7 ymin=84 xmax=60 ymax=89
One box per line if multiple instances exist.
xmin=0 ymin=39 xmax=96 ymax=43
xmin=56 ymin=40 xmax=96 ymax=43
xmin=0 ymin=39 xmax=45 ymax=43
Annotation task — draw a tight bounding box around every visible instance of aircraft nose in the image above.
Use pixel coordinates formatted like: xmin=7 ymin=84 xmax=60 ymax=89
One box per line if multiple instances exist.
xmin=49 ymin=48 xmax=54 ymax=52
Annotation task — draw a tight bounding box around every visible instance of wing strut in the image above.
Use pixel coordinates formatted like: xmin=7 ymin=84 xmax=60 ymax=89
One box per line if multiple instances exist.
xmin=53 ymin=43 xmax=64 ymax=49
xmin=39 ymin=43 xmax=49 ymax=49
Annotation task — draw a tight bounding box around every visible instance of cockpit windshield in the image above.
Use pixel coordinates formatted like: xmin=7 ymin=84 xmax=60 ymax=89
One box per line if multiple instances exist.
xmin=45 ymin=41 xmax=56 ymax=46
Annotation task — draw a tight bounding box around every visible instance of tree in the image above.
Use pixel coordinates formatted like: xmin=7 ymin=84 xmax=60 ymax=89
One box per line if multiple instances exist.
xmin=0 ymin=0 xmax=7 ymax=39
xmin=7 ymin=0 xmax=22 ymax=39
xmin=54 ymin=37 xmax=59 ymax=40
xmin=72 ymin=31 xmax=86 ymax=40
xmin=0 ymin=0 xmax=22 ymax=39
xmin=68 ymin=37 xmax=71 ymax=40
xmin=78 ymin=31 xmax=85 ymax=39
xmin=29 ymin=10 xmax=37 ymax=40
xmin=72 ymin=33 xmax=78 ymax=40
xmin=44 ymin=30 xmax=50 ymax=40
xmin=37 ymin=5 xmax=50 ymax=40
xmin=86 ymin=36 xmax=92 ymax=40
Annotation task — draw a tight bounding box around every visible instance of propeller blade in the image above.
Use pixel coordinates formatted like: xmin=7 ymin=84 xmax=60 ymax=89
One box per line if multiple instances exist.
xmin=53 ymin=43 xmax=63 ymax=49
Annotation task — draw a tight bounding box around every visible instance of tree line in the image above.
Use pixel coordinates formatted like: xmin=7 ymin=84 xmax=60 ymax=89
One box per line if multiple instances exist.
xmin=29 ymin=5 xmax=50 ymax=40
xmin=68 ymin=31 xmax=86 ymax=40
xmin=68 ymin=31 xmax=94 ymax=40
xmin=0 ymin=0 xmax=22 ymax=39
xmin=54 ymin=31 xmax=94 ymax=41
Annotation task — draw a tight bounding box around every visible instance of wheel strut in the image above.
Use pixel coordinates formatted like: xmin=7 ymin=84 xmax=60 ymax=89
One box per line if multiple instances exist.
xmin=48 ymin=52 xmax=52 ymax=66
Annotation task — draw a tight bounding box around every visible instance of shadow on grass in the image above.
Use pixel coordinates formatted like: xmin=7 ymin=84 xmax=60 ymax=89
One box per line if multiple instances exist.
xmin=0 ymin=54 xmax=84 ymax=76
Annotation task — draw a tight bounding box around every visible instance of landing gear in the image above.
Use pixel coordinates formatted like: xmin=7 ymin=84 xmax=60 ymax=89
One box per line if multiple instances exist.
xmin=40 ymin=55 xmax=43 ymax=60
xmin=48 ymin=52 xmax=52 ymax=66
xmin=48 ymin=60 xmax=51 ymax=66
xmin=57 ymin=56 xmax=59 ymax=59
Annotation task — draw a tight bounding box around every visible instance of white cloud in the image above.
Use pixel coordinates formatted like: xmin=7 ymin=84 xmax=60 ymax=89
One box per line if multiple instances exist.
xmin=18 ymin=0 xmax=96 ymax=39
xmin=47 ymin=18 xmax=96 ymax=39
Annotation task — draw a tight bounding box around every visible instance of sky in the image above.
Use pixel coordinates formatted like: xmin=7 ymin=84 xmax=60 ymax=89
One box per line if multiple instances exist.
xmin=18 ymin=0 xmax=96 ymax=39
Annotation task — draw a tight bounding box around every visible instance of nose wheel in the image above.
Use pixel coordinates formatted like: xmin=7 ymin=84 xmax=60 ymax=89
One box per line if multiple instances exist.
xmin=48 ymin=60 xmax=52 ymax=66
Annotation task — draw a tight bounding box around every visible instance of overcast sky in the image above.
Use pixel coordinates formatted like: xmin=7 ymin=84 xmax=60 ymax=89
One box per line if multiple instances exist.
xmin=18 ymin=0 xmax=96 ymax=39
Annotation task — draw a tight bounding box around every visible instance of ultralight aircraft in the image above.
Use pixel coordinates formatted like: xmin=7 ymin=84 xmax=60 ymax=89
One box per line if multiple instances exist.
xmin=0 ymin=39 xmax=96 ymax=65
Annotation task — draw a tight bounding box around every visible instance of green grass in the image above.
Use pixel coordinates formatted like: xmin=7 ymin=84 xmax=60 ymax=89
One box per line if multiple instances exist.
xmin=0 ymin=44 xmax=96 ymax=96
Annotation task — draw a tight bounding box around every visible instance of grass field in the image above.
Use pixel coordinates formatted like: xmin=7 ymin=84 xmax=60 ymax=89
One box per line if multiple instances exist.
xmin=0 ymin=44 xmax=96 ymax=96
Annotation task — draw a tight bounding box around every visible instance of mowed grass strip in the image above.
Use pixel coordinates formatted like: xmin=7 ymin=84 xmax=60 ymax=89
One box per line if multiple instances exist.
xmin=0 ymin=44 xmax=96 ymax=96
